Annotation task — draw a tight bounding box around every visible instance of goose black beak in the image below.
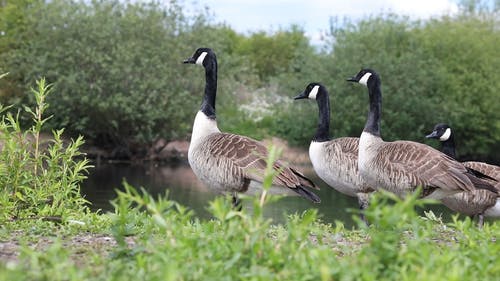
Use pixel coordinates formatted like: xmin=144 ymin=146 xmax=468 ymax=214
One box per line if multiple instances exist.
xmin=425 ymin=131 xmax=439 ymax=139
xmin=183 ymin=57 xmax=196 ymax=64
xmin=346 ymin=77 xmax=357 ymax=82
xmin=294 ymin=91 xmax=308 ymax=100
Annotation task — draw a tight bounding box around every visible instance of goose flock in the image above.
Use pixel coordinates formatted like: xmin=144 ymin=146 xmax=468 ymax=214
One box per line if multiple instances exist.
xmin=183 ymin=47 xmax=499 ymax=226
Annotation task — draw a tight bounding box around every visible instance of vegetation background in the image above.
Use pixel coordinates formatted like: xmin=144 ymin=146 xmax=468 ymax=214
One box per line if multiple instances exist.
xmin=0 ymin=0 xmax=498 ymax=163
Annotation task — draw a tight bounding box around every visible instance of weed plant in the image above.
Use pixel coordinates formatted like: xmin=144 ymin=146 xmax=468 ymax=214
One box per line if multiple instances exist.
xmin=0 ymin=77 xmax=92 ymax=224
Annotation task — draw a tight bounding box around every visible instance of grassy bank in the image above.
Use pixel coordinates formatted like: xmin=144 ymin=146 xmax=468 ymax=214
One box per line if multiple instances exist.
xmin=1 ymin=186 xmax=499 ymax=280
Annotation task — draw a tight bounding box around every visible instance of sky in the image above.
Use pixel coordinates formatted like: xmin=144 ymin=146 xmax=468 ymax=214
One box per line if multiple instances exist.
xmin=188 ymin=0 xmax=461 ymax=44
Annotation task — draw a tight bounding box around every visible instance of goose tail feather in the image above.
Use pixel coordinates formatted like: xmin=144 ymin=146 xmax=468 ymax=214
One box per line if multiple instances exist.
xmin=467 ymin=174 xmax=498 ymax=194
xmin=293 ymin=186 xmax=321 ymax=203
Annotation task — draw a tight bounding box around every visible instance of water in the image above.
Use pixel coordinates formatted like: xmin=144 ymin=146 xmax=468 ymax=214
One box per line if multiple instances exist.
xmin=81 ymin=162 xmax=454 ymax=227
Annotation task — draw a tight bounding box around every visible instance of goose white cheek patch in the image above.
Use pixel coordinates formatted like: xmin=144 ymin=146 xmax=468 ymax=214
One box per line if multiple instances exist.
xmin=309 ymin=85 xmax=319 ymax=100
xmin=359 ymin=72 xmax=372 ymax=86
xmin=439 ymin=128 xmax=451 ymax=141
xmin=196 ymin=52 xmax=208 ymax=66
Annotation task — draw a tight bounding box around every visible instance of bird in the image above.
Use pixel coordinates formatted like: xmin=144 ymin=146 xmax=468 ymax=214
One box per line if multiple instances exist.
xmin=346 ymin=68 xmax=496 ymax=202
xmin=183 ymin=47 xmax=320 ymax=208
xmin=426 ymin=123 xmax=500 ymax=183
xmin=294 ymin=82 xmax=374 ymax=224
xmin=426 ymin=123 xmax=500 ymax=226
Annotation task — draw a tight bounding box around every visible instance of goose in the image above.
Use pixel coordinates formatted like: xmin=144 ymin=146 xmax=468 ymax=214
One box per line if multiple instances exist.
xmin=183 ymin=47 xmax=320 ymax=207
xmin=426 ymin=123 xmax=500 ymax=185
xmin=426 ymin=123 xmax=500 ymax=226
xmin=346 ymin=68 xmax=496 ymax=201
xmin=294 ymin=82 xmax=374 ymax=223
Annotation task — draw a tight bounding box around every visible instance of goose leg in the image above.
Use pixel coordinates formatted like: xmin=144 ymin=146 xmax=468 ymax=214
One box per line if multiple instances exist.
xmin=232 ymin=193 xmax=242 ymax=211
xmin=357 ymin=193 xmax=370 ymax=226
xmin=477 ymin=213 xmax=484 ymax=228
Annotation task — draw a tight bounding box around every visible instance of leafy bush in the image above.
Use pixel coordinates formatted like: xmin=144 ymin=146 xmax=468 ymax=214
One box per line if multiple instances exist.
xmin=0 ymin=0 xmax=247 ymax=152
xmin=0 ymin=77 xmax=91 ymax=222
xmin=233 ymin=26 xmax=318 ymax=84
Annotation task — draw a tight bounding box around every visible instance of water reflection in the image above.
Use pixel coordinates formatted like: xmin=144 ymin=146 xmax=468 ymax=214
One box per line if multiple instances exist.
xmin=81 ymin=162 xmax=455 ymax=227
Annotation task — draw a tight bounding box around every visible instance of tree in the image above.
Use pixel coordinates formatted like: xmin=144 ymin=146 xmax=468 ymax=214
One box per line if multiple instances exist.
xmin=0 ymin=0 xmax=240 ymax=156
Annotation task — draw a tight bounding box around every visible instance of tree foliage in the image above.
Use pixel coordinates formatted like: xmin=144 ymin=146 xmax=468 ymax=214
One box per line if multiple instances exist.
xmin=0 ymin=0 xmax=240 ymax=154
xmin=0 ymin=0 xmax=498 ymax=162
xmin=276 ymin=11 xmax=499 ymax=163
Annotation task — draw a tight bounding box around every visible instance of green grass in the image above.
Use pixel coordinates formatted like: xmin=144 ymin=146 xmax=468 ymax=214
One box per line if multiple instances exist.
xmin=1 ymin=185 xmax=499 ymax=281
xmin=1 ymin=78 xmax=499 ymax=280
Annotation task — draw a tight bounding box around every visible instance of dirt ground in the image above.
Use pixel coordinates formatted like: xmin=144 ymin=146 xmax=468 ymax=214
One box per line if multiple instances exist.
xmin=0 ymin=231 xmax=136 ymax=265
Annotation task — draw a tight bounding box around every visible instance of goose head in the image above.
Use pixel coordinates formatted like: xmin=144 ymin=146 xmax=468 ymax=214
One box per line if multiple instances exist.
xmin=183 ymin=47 xmax=214 ymax=67
xmin=294 ymin=82 xmax=325 ymax=100
xmin=426 ymin=123 xmax=452 ymax=142
xmin=346 ymin=68 xmax=379 ymax=87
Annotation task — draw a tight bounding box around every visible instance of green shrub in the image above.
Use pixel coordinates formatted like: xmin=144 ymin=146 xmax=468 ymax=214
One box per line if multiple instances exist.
xmin=0 ymin=0 xmax=246 ymax=150
xmin=0 ymin=77 xmax=91 ymax=222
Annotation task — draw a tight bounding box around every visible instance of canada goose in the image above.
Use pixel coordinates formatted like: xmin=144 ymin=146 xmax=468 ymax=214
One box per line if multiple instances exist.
xmin=294 ymin=82 xmax=374 ymax=223
xmin=426 ymin=123 xmax=500 ymax=226
xmin=183 ymin=47 xmax=320 ymax=207
xmin=426 ymin=123 xmax=500 ymax=185
xmin=346 ymin=68 xmax=496 ymax=201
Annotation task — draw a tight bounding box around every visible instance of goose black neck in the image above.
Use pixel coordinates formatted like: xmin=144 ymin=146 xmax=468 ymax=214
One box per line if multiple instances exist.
xmin=364 ymin=77 xmax=381 ymax=137
xmin=440 ymin=137 xmax=457 ymax=159
xmin=200 ymin=57 xmax=217 ymax=119
xmin=313 ymin=89 xmax=330 ymax=142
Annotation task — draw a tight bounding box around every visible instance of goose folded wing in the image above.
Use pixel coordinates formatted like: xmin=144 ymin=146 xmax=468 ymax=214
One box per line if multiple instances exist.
xmin=209 ymin=133 xmax=314 ymax=190
xmin=380 ymin=141 xmax=478 ymax=192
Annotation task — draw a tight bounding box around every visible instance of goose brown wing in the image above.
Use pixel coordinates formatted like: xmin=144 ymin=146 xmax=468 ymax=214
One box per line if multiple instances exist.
xmin=377 ymin=141 xmax=477 ymax=192
xmin=207 ymin=133 xmax=316 ymax=190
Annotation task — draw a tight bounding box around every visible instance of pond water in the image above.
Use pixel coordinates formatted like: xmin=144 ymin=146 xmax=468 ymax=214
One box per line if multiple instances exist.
xmin=81 ymin=161 xmax=454 ymax=228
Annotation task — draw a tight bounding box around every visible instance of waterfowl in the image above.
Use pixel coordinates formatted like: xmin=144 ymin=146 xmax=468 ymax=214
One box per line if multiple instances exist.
xmin=426 ymin=123 xmax=500 ymax=225
xmin=426 ymin=123 xmax=500 ymax=186
xmin=183 ymin=47 xmax=320 ymax=207
xmin=294 ymin=82 xmax=374 ymax=223
xmin=346 ymin=68 xmax=496 ymax=201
